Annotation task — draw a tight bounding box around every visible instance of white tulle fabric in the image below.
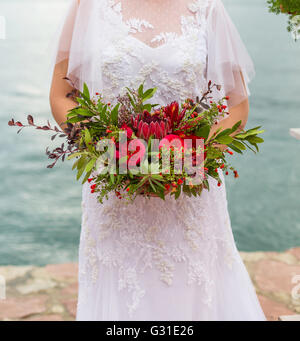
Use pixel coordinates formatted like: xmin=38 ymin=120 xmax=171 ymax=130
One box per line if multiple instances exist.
xmin=53 ymin=0 xmax=265 ymax=320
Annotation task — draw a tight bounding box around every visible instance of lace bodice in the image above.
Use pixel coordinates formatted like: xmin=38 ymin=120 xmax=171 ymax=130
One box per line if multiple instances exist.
xmin=100 ymin=0 xmax=210 ymax=105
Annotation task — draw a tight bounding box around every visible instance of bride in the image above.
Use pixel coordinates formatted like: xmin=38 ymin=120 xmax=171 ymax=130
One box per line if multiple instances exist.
xmin=49 ymin=0 xmax=266 ymax=321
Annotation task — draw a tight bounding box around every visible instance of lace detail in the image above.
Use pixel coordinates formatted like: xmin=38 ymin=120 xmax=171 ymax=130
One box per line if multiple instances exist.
xmin=126 ymin=18 xmax=154 ymax=34
xmin=78 ymin=171 xmax=238 ymax=317
xmin=97 ymin=0 xmax=210 ymax=106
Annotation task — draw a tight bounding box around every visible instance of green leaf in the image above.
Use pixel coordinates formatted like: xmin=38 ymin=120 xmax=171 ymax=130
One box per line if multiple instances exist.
xmin=227 ymin=143 xmax=243 ymax=154
xmin=148 ymin=179 xmax=157 ymax=192
xmin=72 ymin=159 xmax=80 ymax=170
xmin=76 ymin=164 xmax=86 ymax=180
xmin=175 ymin=185 xmax=182 ymax=200
xmin=110 ymin=103 xmax=120 ymax=125
xmin=216 ymin=135 xmax=233 ymax=145
xmin=215 ymin=128 xmax=232 ymax=139
xmin=84 ymin=129 xmax=92 ymax=145
xmin=138 ymin=83 xmax=144 ymax=97
xmin=195 ymin=125 xmax=210 ymax=141
xmin=232 ymin=140 xmax=246 ymax=150
xmin=85 ymin=158 xmax=97 ymax=173
xmin=246 ymin=136 xmax=264 ymax=144
xmin=67 ymin=116 xmax=86 ymax=123
xmin=73 ymin=108 xmax=94 ymax=117
xmin=110 ymin=173 xmax=116 ymax=184
xmin=142 ymin=88 xmax=157 ymax=101
xmin=230 ymin=120 xmax=242 ymax=134
xmin=143 ymin=104 xmax=152 ymax=112
xmin=82 ymin=169 xmax=92 ymax=184
xmin=83 ymin=83 xmax=90 ymax=100
xmin=67 ymin=152 xmax=83 ymax=160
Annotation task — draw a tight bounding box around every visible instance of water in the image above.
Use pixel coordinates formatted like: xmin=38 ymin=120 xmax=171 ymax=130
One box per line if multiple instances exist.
xmin=0 ymin=0 xmax=300 ymax=266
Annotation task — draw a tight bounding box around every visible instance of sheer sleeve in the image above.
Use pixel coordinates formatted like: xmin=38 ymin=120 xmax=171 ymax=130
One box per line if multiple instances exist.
xmin=205 ymin=0 xmax=255 ymax=108
xmin=51 ymin=0 xmax=103 ymax=94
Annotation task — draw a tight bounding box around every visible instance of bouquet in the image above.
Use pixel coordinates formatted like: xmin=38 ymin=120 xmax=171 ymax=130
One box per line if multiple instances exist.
xmin=8 ymin=81 xmax=264 ymax=203
xmin=267 ymin=0 xmax=300 ymax=40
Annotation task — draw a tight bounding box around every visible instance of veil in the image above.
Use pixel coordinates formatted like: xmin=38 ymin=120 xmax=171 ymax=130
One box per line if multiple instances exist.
xmin=51 ymin=0 xmax=255 ymax=108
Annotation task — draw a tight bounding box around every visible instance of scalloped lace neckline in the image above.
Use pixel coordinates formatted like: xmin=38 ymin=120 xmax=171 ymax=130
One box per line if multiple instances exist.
xmin=108 ymin=0 xmax=207 ymax=50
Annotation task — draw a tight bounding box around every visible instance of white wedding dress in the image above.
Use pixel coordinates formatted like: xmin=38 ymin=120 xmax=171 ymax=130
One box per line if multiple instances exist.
xmin=53 ymin=0 xmax=266 ymax=321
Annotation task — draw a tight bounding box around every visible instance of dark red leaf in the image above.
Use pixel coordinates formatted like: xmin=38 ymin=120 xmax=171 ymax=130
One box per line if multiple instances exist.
xmin=27 ymin=115 xmax=34 ymax=125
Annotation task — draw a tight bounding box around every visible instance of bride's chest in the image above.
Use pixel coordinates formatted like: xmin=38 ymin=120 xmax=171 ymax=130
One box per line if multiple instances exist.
xmin=97 ymin=0 xmax=209 ymax=101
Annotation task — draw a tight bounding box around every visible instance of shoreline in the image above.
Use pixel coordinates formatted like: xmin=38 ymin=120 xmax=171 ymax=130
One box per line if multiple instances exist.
xmin=0 ymin=247 xmax=299 ymax=321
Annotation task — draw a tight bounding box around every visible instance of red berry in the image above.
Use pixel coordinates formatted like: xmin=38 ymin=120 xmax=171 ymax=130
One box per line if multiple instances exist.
xmin=225 ymin=171 xmax=229 ymax=175
xmin=217 ymin=182 xmax=221 ymax=187
xmin=126 ymin=187 xmax=130 ymax=192
xmin=177 ymin=179 xmax=184 ymax=185
xmin=90 ymin=184 xmax=96 ymax=190
xmin=220 ymin=164 xmax=225 ymax=169
xmin=91 ymin=189 xmax=95 ymax=194
xmin=88 ymin=178 xmax=93 ymax=183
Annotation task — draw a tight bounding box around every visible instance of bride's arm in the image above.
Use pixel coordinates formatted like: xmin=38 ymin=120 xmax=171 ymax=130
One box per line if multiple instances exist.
xmin=208 ymin=70 xmax=249 ymax=148
xmin=49 ymin=58 xmax=78 ymax=128
xmin=209 ymin=97 xmax=249 ymax=138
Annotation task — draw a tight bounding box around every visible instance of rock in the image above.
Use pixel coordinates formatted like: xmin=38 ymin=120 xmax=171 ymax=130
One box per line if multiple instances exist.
xmin=51 ymin=304 xmax=65 ymax=314
xmin=0 ymin=296 xmax=47 ymax=320
xmin=254 ymin=259 xmax=300 ymax=296
xmin=240 ymin=252 xmax=266 ymax=263
xmin=45 ymin=264 xmax=78 ymax=282
xmin=288 ymin=248 xmax=300 ymax=262
xmin=258 ymin=295 xmax=295 ymax=321
xmin=60 ymin=282 xmax=78 ymax=297
xmin=0 ymin=266 xmax=34 ymax=282
xmin=278 ymin=315 xmax=300 ymax=321
xmin=62 ymin=299 xmax=77 ymax=317
xmin=25 ymin=314 xmax=64 ymax=321
xmin=16 ymin=277 xmax=57 ymax=295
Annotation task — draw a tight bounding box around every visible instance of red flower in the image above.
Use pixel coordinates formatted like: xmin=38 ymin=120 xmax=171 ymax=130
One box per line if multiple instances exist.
xmin=165 ymin=184 xmax=171 ymax=191
xmin=121 ymin=123 xmax=133 ymax=139
xmin=127 ymin=139 xmax=147 ymax=168
xmin=159 ymin=134 xmax=184 ymax=150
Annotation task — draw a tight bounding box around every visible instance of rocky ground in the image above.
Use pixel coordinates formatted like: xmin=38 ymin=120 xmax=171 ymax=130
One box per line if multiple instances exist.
xmin=0 ymin=248 xmax=300 ymax=321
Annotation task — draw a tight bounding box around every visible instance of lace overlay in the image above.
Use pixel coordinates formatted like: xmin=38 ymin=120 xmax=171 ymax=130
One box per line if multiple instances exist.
xmin=78 ymin=171 xmax=240 ymax=318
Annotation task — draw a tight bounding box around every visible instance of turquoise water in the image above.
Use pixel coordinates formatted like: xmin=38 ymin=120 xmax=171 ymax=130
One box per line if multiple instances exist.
xmin=0 ymin=0 xmax=300 ymax=266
